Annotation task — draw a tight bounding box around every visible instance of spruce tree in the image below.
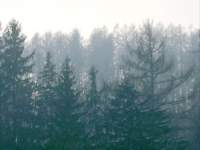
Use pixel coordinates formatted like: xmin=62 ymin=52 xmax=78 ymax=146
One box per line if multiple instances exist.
xmin=45 ymin=57 xmax=82 ymax=149
xmin=37 ymin=51 xmax=57 ymax=147
xmin=0 ymin=20 xmax=35 ymax=149
xmin=107 ymin=77 xmax=139 ymax=149
xmin=82 ymin=67 xmax=107 ymax=149
xmin=108 ymin=76 xmax=175 ymax=150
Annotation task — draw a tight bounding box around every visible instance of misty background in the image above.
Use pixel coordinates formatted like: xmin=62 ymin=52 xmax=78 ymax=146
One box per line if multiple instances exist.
xmin=0 ymin=0 xmax=199 ymax=37
xmin=0 ymin=0 xmax=199 ymax=149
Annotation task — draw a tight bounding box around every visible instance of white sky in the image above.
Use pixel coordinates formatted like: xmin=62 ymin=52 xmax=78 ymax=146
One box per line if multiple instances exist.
xmin=0 ymin=0 xmax=199 ymax=38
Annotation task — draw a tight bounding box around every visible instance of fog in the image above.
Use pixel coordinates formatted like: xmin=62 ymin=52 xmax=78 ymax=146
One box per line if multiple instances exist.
xmin=0 ymin=0 xmax=199 ymax=37
xmin=0 ymin=0 xmax=199 ymax=149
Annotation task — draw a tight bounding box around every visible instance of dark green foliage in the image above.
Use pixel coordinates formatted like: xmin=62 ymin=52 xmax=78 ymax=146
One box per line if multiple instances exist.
xmin=82 ymin=67 xmax=108 ymax=149
xmin=107 ymin=78 xmax=139 ymax=149
xmin=0 ymin=19 xmax=197 ymax=149
xmin=45 ymin=57 xmax=83 ymax=149
xmin=0 ymin=20 xmax=35 ymax=149
xmin=37 ymin=51 xmax=57 ymax=148
xmin=107 ymin=77 xmax=173 ymax=150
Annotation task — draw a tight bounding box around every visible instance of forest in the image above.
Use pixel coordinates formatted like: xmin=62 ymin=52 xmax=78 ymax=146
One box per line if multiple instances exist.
xmin=0 ymin=19 xmax=199 ymax=150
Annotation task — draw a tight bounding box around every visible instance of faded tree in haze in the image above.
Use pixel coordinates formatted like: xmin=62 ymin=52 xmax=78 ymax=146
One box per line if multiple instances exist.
xmin=116 ymin=21 xmax=192 ymax=149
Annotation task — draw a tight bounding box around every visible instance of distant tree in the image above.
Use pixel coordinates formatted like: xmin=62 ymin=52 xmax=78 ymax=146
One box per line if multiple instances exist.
xmin=88 ymin=27 xmax=114 ymax=84
xmin=26 ymin=32 xmax=69 ymax=75
xmin=165 ymin=25 xmax=193 ymax=113
xmin=0 ymin=20 xmax=35 ymax=149
xmin=26 ymin=33 xmax=45 ymax=75
xmin=66 ymin=29 xmax=85 ymax=80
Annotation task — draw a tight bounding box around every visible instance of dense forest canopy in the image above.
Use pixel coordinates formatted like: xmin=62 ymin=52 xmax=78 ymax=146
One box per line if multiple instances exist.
xmin=0 ymin=19 xmax=199 ymax=149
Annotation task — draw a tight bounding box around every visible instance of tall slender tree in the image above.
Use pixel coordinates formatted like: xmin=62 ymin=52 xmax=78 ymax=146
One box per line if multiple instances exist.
xmin=37 ymin=51 xmax=57 ymax=147
xmin=82 ymin=67 xmax=107 ymax=149
xmin=0 ymin=20 xmax=35 ymax=149
xmin=45 ymin=57 xmax=82 ymax=149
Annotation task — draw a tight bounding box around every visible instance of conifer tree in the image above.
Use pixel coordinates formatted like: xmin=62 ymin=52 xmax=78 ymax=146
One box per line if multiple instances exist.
xmin=119 ymin=21 xmax=191 ymax=149
xmin=37 ymin=51 xmax=57 ymax=147
xmin=83 ymin=67 xmax=106 ymax=149
xmin=108 ymin=76 xmax=177 ymax=150
xmin=107 ymin=77 xmax=139 ymax=149
xmin=0 ymin=20 xmax=35 ymax=149
xmin=45 ymin=57 xmax=82 ymax=149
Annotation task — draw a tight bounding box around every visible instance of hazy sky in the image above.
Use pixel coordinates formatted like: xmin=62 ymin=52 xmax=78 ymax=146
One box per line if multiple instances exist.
xmin=0 ymin=0 xmax=199 ymax=37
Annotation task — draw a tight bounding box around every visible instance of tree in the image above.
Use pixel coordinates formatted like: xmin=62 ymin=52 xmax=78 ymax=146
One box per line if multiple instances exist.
xmin=37 ymin=51 xmax=57 ymax=148
xmin=26 ymin=33 xmax=45 ymax=75
xmin=120 ymin=21 xmax=191 ymax=149
xmin=67 ymin=29 xmax=84 ymax=77
xmin=109 ymin=76 xmax=168 ymax=149
xmin=45 ymin=57 xmax=82 ymax=149
xmin=107 ymin=77 xmax=139 ymax=149
xmin=88 ymin=27 xmax=114 ymax=84
xmin=82 ymin=67 xmax=107 ymax=149
xmin=186 ymin=29 xmax=200 ymax=150
xmin=0 ymin=20 xmax=35 ymax=149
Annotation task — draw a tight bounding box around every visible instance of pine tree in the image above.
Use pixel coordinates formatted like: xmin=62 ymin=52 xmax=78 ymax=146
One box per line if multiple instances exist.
xmin=0 ymin=20 xmax=35 ymax=149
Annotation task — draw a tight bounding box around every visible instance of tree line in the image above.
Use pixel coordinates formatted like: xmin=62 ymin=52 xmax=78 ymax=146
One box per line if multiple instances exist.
xmin=0 ymin=19 xmax=199 ymax=149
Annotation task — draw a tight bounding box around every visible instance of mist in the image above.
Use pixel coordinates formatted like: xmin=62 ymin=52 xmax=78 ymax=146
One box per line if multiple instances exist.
xmin=0 ymin=0 xmax=199 ymax=149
